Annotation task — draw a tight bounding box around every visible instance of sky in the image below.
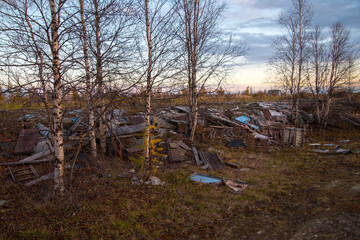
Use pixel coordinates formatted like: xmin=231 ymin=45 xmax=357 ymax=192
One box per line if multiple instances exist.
xmin=223 ymin=0 xmax=360 ymax=92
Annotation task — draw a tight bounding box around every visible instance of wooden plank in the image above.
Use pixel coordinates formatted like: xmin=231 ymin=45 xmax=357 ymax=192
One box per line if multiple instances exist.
xmin=0 ymin=159 xmax=53 ymax=166
xmin=192 ymin=147 xmax=201 ymax=166
xmin=7 ymin=166 xmax=16 ymax=181
xmin=25 ymin=172 xmax=53 ymax=187
xmin=198 ymin=152 xmax=225 ymax=170
xmin=19 ymin=149 xmax=52 ymax=163
xmin=29 ymin=165 xmax=39 ymax=178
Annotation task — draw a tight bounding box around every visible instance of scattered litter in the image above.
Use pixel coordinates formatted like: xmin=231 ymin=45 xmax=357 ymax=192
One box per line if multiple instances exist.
xmin=1 ymin=151 xmax=11 ymax=158
xmin=235 ymin=116 xmax=259 ymax=130
xmin=8 ymin=165 xmax=39 ymax=182
xmin=253 ymin=133 xmax=269 ymax=140
xmin=224 ymin=161 xmax=241 ymax=168
xmin=198 ymin=151 xmax=225 ymax=170
xmin=333 ymin=147 xmax=351 ymax=154
xmin=37 ymin=123 xmax=51 ymax=138
xmin=190 ymin=173 xmax=223 ymax=184
xmin=192 ymin=147 xmax=201 ymax=165
xmin=201 ymin=164 xmax=209 ymax=170
xmin=323 ymin=144 xmax=334 ymax=147
xmin=0 ymin=200 xmax=10 ymax=207
xmin=14 ymin=128 xmax=38 ymax=154
xmin=224 ymin=179 xmax=248 ymax=193
xmin=283 ymin=128 xmax=305 ymax=147
xmin=340 ymin=139 xmax=350 ymax=143
xmin=313 ymin=149 xmax=330 ymax=153
xmin=145 ymin=176 xmax=165 ymax=186
xmin=239 ymin=168 xmax=250 ymax=172
xmin=309 ymin=143 xmax=321 ymax=146
xmin=226 ymin=139 xmax=246 ymax=148
xmin=25 ymin=172 xmax=53 ymax=186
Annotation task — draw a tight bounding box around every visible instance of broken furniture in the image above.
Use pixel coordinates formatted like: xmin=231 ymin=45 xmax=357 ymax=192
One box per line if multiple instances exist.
xmin=8 ymin=165 xmax=39 ymax=182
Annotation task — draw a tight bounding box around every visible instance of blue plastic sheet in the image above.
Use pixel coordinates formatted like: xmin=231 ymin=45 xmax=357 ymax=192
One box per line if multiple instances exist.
xmin=235 ymin=116 xmax=251 ymax=124
xmin=190 ymin=174 xmax=222 ymax=184
xmin=235 ymin=116 xmax=259 ymax=130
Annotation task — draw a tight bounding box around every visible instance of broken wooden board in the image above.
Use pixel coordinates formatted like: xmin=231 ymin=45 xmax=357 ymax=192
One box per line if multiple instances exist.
xmin=224 ymin=179 xmax=248 ymax=193
xmin=198 ymin=151 xmax=225 ymax=170
xmin=8 ymin=165 xmax=39 ymax=182
xmin=14 ymin=128 xmax=38 ymax=154
xmin=19 ymin=149 xmax=52 ymax=163
xmin=127 ymin=115 xmax=145 ymax=125
xmin=168 ymin=140 xmax=191 ymax=162
xmin=192 ymin=147 xmax=201 ymax=166
xmin=0 ymin=159 xmax=53 ymax=166
xmin=25 ymin=172 xmax=53 ymax=187
xmin=109 ymin=123 xmax=145 ymax=137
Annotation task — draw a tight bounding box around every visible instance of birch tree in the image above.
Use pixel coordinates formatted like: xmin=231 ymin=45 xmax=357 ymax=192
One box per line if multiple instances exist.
xmin=0 ymin=0 xmax=74 ymax=195
xmin=270 ymin=0 xmax=312 ymax=125
xmin=178 ymin=0 xmax=247 ymax=141
xmin=88 ymin=0 xmax=137 ymax=154
xmin=142 ymin=0 xmax=178 ymax=169
xmin=79 ymin=0 xmax=97 ymax=158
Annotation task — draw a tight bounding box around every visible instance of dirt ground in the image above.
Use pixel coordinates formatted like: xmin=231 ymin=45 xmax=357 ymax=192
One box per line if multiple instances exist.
xmin=0 ymin=124 xmax=359 ymax=239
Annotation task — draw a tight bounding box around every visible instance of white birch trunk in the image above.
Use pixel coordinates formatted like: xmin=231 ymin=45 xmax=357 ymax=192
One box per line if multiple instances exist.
xmin=49 ymin=0 xmax=65 ymax=196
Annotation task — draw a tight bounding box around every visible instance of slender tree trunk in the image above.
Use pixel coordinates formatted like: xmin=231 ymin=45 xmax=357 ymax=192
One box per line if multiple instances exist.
xmin=79 ymin=0 xmax=97 ymax=158
xmin=145 ymin=0 xmax=152 ymax=170
xmin=184 ymin=0 xmax=193 ymax=139
xmin=49 ymin=0 xmax=65 ymax=196
xmin=93 ymin=0 xmax=106 ymax=153
xmin=323 ymin=96 xmax=331 ymax=127
xmin=189 ymin=0 xmax=199 ymax=142
xmin=295 ymin=0 xmax=303 ymax=127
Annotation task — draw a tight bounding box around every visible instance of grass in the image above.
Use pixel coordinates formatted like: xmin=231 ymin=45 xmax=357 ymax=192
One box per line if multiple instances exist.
xmin=1 ymin=124 xmax=360 ymax=239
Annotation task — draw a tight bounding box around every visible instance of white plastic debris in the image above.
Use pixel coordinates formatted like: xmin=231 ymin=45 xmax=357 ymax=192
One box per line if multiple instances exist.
xmin=145 ymin=176 xmax=165 ymax=186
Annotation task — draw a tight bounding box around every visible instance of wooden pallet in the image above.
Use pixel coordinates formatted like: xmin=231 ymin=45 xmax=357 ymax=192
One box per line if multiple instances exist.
xmin=8 ymin=165 xmax=39 ymax=182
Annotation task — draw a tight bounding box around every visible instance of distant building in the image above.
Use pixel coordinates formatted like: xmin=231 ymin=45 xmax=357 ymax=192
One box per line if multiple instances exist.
xmin=267 ymin=89 xmax=282 ymax=96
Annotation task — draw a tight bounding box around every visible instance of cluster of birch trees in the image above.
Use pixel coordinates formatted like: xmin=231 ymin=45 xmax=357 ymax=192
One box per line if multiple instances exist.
xmin=0 ymin=0 xmax=246 ymax=195
xmin=269 ymin=0 xmax=359 ymax=127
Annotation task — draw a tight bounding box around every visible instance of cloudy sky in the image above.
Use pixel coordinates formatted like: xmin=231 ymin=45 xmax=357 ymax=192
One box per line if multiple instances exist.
xmin=223 ymin=0 xmax=360 ymax=92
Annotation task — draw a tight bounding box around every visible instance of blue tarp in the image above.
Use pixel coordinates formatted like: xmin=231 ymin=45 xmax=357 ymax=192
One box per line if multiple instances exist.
xmin=235 ymin=116 xmax=251 ymax=124
xmin=235 ymin=116 xmax=259 ymax=130
xmin=190 ymin=173 xmax=222 ymax=184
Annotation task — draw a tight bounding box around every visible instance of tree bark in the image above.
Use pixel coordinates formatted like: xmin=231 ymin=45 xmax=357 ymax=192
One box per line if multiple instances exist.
xmin=49 ymin=0 xmax=65 ymax=196
xmin=79 ymin=0 xmax=97 ymax=158
xmin=145 ymin=0 xmax=152 ymax=170
xmin=93 ymin=0 xmax=106 ymax=153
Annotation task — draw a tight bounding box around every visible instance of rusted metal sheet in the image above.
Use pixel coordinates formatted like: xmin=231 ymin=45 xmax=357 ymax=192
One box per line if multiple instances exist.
xmin=14 ymin=128 xmax=38 ymax=154
xmin=198 ymin=151 xmax=225 ymax=170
